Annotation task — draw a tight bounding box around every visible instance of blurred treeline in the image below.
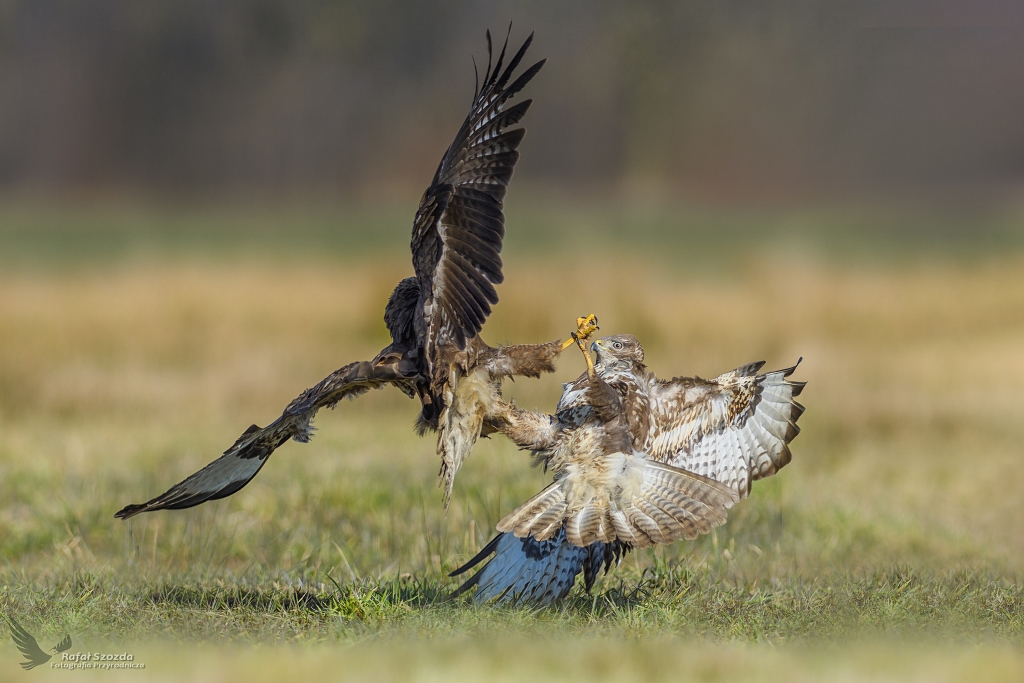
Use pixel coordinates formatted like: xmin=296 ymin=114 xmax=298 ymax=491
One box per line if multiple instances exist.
xmin=1 ymin=0 xmax=1023 ymax=199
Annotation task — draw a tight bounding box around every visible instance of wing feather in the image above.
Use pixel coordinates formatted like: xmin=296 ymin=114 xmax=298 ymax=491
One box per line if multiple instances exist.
xmin=497 ymin=483 xmax=567 ymax=541
xmin=648 ymin=361 xmax=805 ymax=496
xmin=499 ymin=456 xmax=736 ymax=549
xmin=411 ymin=32 xmax=544 ymax=361
xmin=450 ymin=528 xmax=588 ymax=605
xmin=115 ymin=360 xmax=402 ymax=519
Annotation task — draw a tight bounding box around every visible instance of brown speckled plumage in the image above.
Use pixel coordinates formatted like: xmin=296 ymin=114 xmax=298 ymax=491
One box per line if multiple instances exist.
xmin=492 ymin=346 xmax=738 ymax=549
xmin=455 ymin=334 xmax=805 ymax=605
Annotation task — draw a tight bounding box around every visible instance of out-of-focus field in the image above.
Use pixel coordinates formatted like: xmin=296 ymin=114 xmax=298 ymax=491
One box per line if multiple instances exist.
xmin=3 ymin=201 xmax=1024 ymax=681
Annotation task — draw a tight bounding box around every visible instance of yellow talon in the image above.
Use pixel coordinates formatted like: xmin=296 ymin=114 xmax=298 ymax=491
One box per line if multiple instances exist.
xmin=560 ymin=314 xmax=599 ymax=351
xmin=576 ymin=314 xmax=599 ymax=339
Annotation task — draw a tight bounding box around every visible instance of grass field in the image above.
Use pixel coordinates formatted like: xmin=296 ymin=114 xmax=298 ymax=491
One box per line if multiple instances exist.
xmin=3 ymin=200 xmax=1024 ymax=680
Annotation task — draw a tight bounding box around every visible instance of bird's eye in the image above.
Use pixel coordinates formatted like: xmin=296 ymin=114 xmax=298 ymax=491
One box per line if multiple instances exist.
xmin=613 ymin=342 xmax=622 ymax=350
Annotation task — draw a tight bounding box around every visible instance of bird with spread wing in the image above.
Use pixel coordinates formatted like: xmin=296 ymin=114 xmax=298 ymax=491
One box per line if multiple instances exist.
xmin=451 ymin=334 xmax=805 ymax=605
xmin=6 ymin=618 xmax=71 ymax=670
xmin=116 ymin=31 xmax=597 ymax=520
xmin=493 ymin=331 xmax=739 ymax=550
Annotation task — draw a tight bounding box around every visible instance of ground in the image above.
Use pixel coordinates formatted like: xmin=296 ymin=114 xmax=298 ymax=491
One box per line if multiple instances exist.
xmin=2 ymin=200 xmax=1024 ymax=681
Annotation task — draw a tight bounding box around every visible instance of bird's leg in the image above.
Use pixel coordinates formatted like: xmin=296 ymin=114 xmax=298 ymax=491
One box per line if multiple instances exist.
xmin=576 ymin=333 xmax=597 ymax=380
xmin=560 ymin=314 xmax=599 ymax=351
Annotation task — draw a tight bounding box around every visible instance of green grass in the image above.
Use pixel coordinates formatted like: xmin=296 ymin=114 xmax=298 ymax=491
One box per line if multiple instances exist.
xmin=3 ymin=202 xmax=1024 ymax=680
xmin=6 ymin=562 xmax=1024 ymax=643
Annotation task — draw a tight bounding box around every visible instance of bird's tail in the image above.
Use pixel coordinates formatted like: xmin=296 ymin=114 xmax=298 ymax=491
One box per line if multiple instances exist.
xmin=437 ymin=367 xmax=502 ymax=508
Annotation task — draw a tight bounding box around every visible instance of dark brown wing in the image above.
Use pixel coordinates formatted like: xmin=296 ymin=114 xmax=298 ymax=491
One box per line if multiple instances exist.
xmin=115 ymin=360 xmax=406 ymax=519
xmin=411 ymin=31 xmax=545 ymax=365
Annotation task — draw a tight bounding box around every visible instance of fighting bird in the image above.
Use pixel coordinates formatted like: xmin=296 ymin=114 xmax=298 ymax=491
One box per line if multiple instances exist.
xmin=452 ymin=334 xmax=805 ymax=605
xmin=7 ymin=618 xmax=71 ymax=670
xmin=494 ymin=332 xmax=738 ymax=549
xmin=116 ymin=31 xmax=595 ymax=519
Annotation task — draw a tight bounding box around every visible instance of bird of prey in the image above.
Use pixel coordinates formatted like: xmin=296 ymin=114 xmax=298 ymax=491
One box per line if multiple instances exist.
xmin=7 ymin=618 xmax=71 ymax=670
xmin=116 ymin=31 xmax=594 ymax=519
xmin=494 ymin=333 xmax=738 ymax=549
xmin=451 ymin=334 xmax=805 ymax=605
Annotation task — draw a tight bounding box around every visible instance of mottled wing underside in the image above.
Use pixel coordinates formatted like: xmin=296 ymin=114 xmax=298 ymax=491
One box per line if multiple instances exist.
xmin=497 ymin=457 xmax=738 ymax=548
xmin=115 ymin=360 xmax=403 ymax=519
xmin=410 ymin=31 xmax=545 ymax=367
xmin=648 ymin=361 xmax=805 ymax=497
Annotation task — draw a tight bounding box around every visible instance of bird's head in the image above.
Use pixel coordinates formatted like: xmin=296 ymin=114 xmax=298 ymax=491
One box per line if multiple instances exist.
xmin=591 ymin=334 xmax=644 ymax=371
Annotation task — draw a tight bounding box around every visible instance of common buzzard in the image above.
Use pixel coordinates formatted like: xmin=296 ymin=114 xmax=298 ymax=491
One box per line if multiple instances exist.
xmin=495 ymin=334 xmax=738 ymax=549
xmin=452 ymin=334 xmax=805 ymax=605
xmin=116 ymin=31 xmax=594 ymax=519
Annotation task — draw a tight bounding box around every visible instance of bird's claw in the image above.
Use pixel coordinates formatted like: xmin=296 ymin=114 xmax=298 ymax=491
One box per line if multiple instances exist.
xmin=561 ymin=314 xmax=599 ymax=350
xmin=575 ymin=314 xmax=599 ymax=340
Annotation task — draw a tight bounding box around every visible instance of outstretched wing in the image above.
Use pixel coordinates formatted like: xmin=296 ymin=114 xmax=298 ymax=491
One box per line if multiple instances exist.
xmin=411 ymin=30 xmax=545 ymax=366
xmin=647 ymin=360 xmax=806 ymax=496
xmin=115 ymin=360 xmax=407 ymax=519
xmin=497 ymin=457 xmax=738 ymax=549
xmin=450 ymin=529 xmax=587 ymax=605
xmin=8 ymin=618 xmax=50 ymax=670
xmin=53 ymin=634 xmax=72 ymax=653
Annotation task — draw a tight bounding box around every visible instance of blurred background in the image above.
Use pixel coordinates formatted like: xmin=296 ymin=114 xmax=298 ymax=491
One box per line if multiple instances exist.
xmin=3 ymin=0 xmax=1024 ymax=200
xmin=3 ymin=0 xmax=1024 ymax=659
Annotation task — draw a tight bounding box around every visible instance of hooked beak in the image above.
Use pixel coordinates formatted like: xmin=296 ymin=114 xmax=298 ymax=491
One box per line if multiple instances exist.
xmin=591 ymin=340 xmax=602 ymax=352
